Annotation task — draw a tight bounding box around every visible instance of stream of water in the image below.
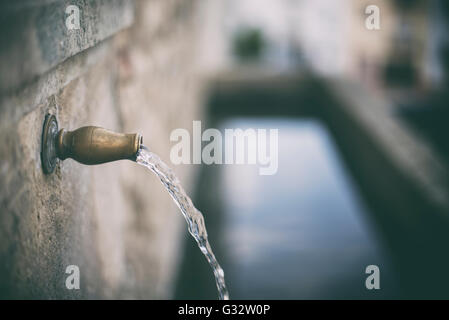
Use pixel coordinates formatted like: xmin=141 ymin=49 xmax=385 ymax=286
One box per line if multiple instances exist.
xmin=136 ymin=146 xmax=229 ymax=300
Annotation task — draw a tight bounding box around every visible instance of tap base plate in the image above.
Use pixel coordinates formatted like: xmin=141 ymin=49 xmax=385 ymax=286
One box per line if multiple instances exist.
xmin=41 ymin=114 xmax=59 ymax=174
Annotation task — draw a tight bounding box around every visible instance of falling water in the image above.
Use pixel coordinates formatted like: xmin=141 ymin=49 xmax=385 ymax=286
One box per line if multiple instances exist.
xmin=136 ymin=146 xmax=229 ymax=300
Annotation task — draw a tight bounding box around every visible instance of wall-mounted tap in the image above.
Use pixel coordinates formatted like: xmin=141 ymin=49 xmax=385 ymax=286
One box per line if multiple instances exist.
xmin=41 ymin=114 xmax=142 ymax=174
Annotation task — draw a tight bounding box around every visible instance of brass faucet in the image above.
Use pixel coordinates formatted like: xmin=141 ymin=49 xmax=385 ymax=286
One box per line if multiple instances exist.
xmin=41 ymin=114 xmax=142 ymax=174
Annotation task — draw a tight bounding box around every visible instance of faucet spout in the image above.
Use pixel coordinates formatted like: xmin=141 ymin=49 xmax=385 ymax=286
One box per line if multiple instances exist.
xmin=57 ymin=126 xmax=142 ymax=165
xmin=41 ymin=114 xmax=142 ymax=173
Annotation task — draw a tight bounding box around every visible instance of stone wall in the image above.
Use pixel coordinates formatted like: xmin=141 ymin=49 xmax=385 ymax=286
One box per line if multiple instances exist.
xmin=0 ymin=0 xmax=204 ymax=299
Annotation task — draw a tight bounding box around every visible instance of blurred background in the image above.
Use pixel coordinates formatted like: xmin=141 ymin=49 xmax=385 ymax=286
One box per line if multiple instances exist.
xmin=1 ymin=0 xmax=448 ymax=299
xmin=175 ymin=0 xmax=449 ymax=299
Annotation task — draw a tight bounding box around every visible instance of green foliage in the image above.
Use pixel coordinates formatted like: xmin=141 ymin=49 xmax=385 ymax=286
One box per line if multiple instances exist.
xmin=232 ymin=27 xmax=265 ymax=61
